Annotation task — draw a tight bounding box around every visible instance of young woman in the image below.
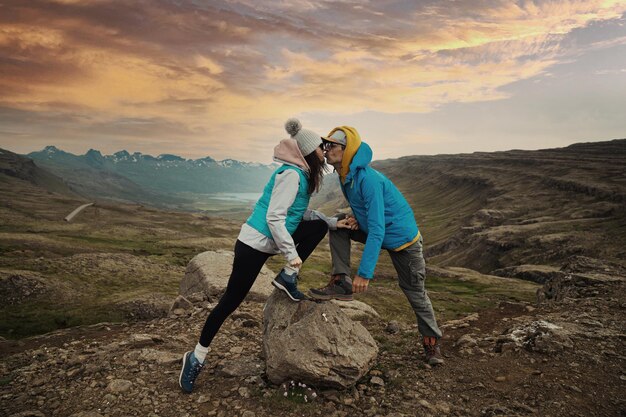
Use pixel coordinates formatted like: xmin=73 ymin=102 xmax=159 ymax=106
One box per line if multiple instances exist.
xmin=179 ymin=118 xmax=340 ymax=393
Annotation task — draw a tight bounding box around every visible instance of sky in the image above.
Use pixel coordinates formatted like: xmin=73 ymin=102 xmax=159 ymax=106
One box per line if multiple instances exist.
xmin=1 ymin=0 xmax=625 ymax=163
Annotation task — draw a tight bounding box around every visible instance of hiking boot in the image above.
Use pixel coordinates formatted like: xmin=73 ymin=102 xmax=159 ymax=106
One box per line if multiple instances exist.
xmin=272 ymin=270 xmax=305 ymax=301
xmin=309 ymin=274 xmax=353 ymax=301
xmin=423 ymin=336 xmax=444 ymax=366
xmin=179 ymin=351 xmax=204 ymax=393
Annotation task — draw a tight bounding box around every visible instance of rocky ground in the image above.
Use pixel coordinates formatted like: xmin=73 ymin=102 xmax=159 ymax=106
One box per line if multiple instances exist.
xmin=1 ymin=270 xmax=623 ymax=417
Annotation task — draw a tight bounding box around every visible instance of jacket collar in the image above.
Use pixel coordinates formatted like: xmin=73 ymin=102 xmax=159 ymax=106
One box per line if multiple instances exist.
xmin=345 ymin=142 xmax=372 ymax=184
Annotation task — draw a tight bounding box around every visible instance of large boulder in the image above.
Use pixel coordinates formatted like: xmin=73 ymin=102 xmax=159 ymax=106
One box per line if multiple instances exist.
xmin=180 ymin=250 xmax=275 ymax=301
xmin=263 ymin=290 xmax=378 ymax=389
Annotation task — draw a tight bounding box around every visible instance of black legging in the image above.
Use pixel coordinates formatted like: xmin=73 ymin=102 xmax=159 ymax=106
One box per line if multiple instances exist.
xmin=199 ymin=219 xmax=328 ymax=347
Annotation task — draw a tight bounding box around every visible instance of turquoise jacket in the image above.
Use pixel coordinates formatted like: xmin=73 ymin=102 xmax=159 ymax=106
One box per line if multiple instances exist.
xmin=246 ymin=165 xmax=310 ymax=238
xmin=341 ymin=142 xmax=419 ymax=278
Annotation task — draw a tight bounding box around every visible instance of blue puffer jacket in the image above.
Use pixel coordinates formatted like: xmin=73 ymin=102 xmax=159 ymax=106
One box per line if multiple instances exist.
xmin=341 ymin=142 xmax=419 ymax=279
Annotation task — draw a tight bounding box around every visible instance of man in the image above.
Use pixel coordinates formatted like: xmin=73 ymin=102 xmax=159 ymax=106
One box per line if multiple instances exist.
xmin=309 ymin=126 xmax=444 ymax=366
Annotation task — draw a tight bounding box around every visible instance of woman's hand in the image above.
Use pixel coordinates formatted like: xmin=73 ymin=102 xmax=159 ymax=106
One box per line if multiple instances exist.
xmin=289 ymin=256 xmax=303 ymax=269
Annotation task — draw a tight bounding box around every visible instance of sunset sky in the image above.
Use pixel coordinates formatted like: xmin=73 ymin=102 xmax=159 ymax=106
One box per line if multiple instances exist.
xmin=1 ymin=0 xmax=625 ymax=163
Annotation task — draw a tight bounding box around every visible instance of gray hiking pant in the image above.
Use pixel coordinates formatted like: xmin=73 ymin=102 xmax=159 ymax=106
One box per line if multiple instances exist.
xmin=329 ymin=226 xmax=443 ymax=339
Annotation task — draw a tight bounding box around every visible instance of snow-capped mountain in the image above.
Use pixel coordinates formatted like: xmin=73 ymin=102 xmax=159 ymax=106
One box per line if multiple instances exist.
xmin=27 ymin=147 xmax=278 ymax=198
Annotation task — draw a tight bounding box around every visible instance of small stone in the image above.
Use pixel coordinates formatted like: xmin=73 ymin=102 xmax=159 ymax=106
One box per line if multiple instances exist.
xmin=238 ymin=387 xmax=250 ymax=398
xmin=103 ymin=393 xmax=116 ymax=402
xmin=67 ymin=367 xmax=83 ymax=378
xmin=419 ymin=399 xmax=433 ymax=410
xmin=436 ymin=402 xmax=452 ymax=413
xmin=30 ymin=378 xmax=46 ymax=387
xmin=242 ymin=412 xmax=255 ymax=417
xmin=385 ymin=321 xmax=401 ymax=334
xmin=230 ymin=346 xmax=244 ymax=354
xmin=455 ymin=334 xmax=477 ymax=348
xmin=495 ymin=376 xmax=506 ymax=382
xmin=128 ymin=334 xmax=162 ymax=348
xmin=197 ymin=394 xmax=211 ymax=403
xmin=107 ymin=379 xmax=133 ymax=393
xmin=370 ymin=376 xmax=385 ymax=387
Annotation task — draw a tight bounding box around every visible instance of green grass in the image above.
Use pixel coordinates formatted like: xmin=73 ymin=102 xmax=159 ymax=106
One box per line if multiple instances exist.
xmin=56 ymin=234 xmax=166 ymax=255
xmin=0 ymin=301 xmax=127 ymax=339
xmin=346 ymin=272 xmax=536 ymax=325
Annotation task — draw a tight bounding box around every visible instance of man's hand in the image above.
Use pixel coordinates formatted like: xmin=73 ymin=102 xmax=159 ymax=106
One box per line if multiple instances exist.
xmin=353 ymin=275 xmax=370 ymax=293
xmin=345 ymin=216 xmax=359 ymax=230
xmin=337 ymin=218 xmax=359 ymax=230
xmin=336 ymin=218 xmax=353 ymax=229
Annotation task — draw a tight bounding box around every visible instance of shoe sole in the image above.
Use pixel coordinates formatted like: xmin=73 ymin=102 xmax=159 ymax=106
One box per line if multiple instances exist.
xmin=272 ymin=280 xmax=302 ymax=302
xmin=308 ymin=291 xmax=353 ymax=301
xmin=179 ymin=351 xmax=192 ymax=393
xmin=428 ymin=358 xmax=445 ymax=366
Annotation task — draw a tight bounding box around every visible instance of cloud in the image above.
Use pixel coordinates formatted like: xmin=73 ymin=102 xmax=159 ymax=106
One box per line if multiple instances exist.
xmin=0 ymin=0 xmax=625 ymax=161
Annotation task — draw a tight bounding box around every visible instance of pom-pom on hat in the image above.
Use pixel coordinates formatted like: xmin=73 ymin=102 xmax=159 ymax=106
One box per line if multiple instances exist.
xmin=284 ymin=118 xmax=322 ymax=157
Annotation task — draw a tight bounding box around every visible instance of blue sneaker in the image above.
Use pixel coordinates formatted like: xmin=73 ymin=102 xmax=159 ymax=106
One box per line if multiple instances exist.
xmin=179 ymin=351 xmax=204 ymax=393
xmin=272 ymin=270 xmax=305 ymax=302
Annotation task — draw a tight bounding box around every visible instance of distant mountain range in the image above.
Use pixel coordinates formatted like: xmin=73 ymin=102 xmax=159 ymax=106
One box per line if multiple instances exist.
xmin=26 ymin=146 xmax=277 ymax=207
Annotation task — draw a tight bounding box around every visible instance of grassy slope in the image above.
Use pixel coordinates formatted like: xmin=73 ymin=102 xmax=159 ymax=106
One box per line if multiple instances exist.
xmin=315 ymin=140 xmax=626 ymax=273
xmin=0 ymin=173 xmax=240 ymax=338
xmin=0 ymin=169 xmax=537 ymax=337
xmin=14 ymin=139 xmax=625 ymax=338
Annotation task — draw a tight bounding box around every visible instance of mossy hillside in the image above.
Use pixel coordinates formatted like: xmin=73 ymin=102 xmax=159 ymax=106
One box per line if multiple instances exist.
xmin=0 ymin=179 xmax=242 ymax=338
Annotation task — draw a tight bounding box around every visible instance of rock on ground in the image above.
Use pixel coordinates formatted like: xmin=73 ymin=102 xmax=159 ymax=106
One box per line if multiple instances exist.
xmin=262 ymin=290 xmax=378 ymax=389
xmin=180 ymin=250 xmax=275 ymax=301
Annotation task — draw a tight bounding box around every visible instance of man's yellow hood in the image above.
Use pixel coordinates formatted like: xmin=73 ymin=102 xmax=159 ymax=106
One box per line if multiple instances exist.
xmin=326 ymin=126 xmax=361 ymax=183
